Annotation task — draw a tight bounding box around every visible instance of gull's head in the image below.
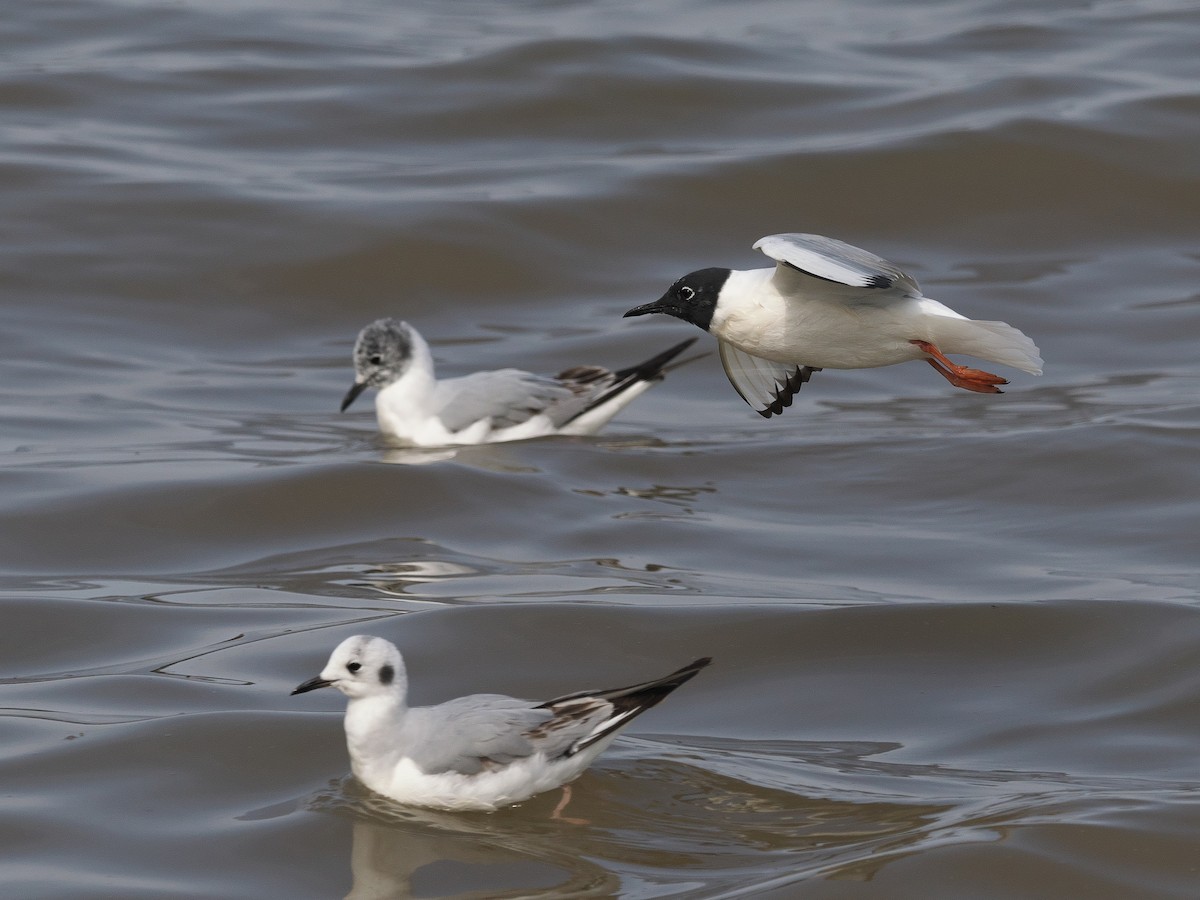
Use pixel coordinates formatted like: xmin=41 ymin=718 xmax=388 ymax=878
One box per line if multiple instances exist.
xmin=341 ymin=318 xmax=416 ymax=412
xmin=624 ymin=267 xmax=730 ymax=332
xmin=292 ymin=635 xmax=407 ymax=701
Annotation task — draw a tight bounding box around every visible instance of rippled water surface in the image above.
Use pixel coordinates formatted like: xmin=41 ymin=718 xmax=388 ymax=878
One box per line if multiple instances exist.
xmin=3 ymin=0 xmax=1199 ymax=897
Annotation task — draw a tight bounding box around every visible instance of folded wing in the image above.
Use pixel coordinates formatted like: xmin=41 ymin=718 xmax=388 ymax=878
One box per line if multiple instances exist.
xmin=404 ymin=696 xmax=551 ymax=775
xmin=535 ymin=656 xmax=711 ymax=757
xmin=434 ymin=370 xmax=573 ymax=432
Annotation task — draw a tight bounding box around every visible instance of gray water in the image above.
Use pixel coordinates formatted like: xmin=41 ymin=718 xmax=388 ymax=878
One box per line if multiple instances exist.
xmin=2 ymin=0 xmax=1199 ymax=897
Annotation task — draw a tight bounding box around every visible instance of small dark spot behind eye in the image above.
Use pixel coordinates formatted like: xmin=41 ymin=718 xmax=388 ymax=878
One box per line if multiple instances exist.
xmin=369 ymin=355 xmax=383 ymax=366
xmin=347 ymin=662 xmax=361 ymax=673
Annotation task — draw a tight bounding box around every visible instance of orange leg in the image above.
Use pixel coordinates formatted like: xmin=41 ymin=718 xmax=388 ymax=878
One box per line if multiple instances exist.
xmin=910 ymin=340 xmax=1007 ymax=394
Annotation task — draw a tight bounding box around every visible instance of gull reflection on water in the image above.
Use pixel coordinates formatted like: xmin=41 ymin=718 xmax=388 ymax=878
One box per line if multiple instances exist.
xmin=375 ymin=432 xmax=671 ymax=468
xmin=329 ymin=790 xmax=617 ymax=900
xmin=376 ymin=441 xmax=535 ymax=470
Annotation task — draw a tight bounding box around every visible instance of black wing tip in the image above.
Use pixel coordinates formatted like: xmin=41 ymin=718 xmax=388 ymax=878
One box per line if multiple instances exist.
xmin=753 ymin=366 xmax=819 ymax=418
xmin=759 ymin=392 xmax=795 ymax=417
xmin=782 ymin=259 xmax=893 ymax=290
xmin=559 ymin=336 xmax=701 ymax=427
xmin=559 ymin=656 xmax=713 ymax=756
xmin=658 ymin=656 xmax=713 ymax=680
xmin=617 ymin=336 xmax=701 ymax=382
xmin=537 ymin=655 xmax=713 ymax=711
xmin=631 ymin=655 xmax=712 ymax=697
xmin=599 ymin=655 xmax=711 ymax=726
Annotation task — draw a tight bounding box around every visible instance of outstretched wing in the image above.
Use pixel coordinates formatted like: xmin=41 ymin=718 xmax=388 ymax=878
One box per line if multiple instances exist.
xmin=718 ymin=342 xmax=819 ymax=418
xmin=754 ymin=233 xmax=921 ymax=296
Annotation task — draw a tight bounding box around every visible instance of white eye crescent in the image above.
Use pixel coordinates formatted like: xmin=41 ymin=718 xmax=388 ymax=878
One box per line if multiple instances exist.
xmin=680 ymin=286 xmax=696 ymax=301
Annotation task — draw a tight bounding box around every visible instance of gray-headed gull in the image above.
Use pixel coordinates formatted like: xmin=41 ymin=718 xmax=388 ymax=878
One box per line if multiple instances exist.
xmin=292 ymin=635 xmax=711 ymax=812
xmin=340 ymin=319 xmax=697 ymax=445
xmin=625 ymin=233 xmax=1042 ymax=417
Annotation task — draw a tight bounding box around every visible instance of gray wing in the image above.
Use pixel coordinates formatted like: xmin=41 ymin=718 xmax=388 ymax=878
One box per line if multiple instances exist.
xmin=754 ymin=233 xmax=922 ymax=295
xmin=718 ymin=342 xmax=820 ymax=418
xmin=432 ymin=339 xmax=699 ymax=434
xmin=403 ymin=695 xmax=552 ymax=776
xmin=433 ymin=369 xmax=575 ymax=432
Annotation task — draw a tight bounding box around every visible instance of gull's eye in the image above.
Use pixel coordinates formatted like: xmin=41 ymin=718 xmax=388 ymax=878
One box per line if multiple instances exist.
xmin=679 ymin=286 xmax=696 ymax=301
xmin=368 ymin=355 xmax=383 ymax=366
xmin=347 ymin=662 xmax=362 ymax=673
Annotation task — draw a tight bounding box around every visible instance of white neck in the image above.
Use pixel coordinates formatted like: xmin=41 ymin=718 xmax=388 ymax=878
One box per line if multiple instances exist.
xmin=710 ymin=268 xmax=782 ymax=347
xmin=373 ymin=333 xmax=441 ymax=441
xmin=343 ymin=692 xmax=407 ymax=787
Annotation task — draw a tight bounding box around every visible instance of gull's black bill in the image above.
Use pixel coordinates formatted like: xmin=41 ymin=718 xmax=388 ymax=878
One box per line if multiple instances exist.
xmin=340 ymin=380 xmax=369 ymax=413
xmin=291 ymin=676 xmax=335 ymax=695
xmin=623 ymin=297 xmax=672 ymax=318
xmin=624 ymin=286 xmax=701 ymax=324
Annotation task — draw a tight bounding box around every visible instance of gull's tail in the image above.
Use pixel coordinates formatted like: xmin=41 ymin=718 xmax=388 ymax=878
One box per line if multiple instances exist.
xmin=928 ymin=317 xmax=1043 ymax=375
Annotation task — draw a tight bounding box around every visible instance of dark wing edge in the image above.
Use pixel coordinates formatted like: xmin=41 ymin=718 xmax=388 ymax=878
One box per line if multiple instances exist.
xmin=558 ymin=336 xmax=700 ymax=427
xmin=718 ymin=342 xmax=819 ymax=418
xmin=536 ymin=657 xmax=712 ymax=758
xmin=754 ymin=233 xmax=920 ymax=293
xmin=779 ymin=258 xmax=892 ymax=290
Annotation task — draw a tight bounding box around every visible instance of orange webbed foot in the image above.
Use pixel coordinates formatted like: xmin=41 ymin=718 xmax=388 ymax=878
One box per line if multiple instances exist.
xmin=911 ymin=340 xmax=1008 ymax=394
